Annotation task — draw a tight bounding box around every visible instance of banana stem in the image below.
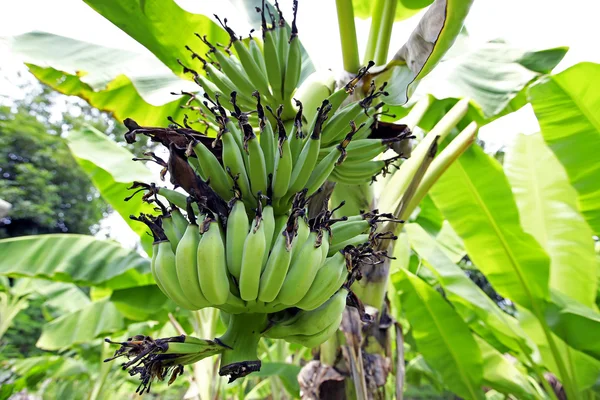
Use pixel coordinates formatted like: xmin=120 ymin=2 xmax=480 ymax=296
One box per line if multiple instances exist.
xmin=398 ymin=96 xmax=432 ymax=131
xmin=363 ymin=0 xmax=386 ymax=65
xmin=218 ymin=313 xmax=268 ymax=381
xmin=400 ymin=122 xmax=478 ymax=222
xmin=373 ymin=0 xmax=398 ymax=66
xmin=335 ymin=0 xmax=361 ymax=73
xmin=379 ymin=99 xmax=469 ymax=214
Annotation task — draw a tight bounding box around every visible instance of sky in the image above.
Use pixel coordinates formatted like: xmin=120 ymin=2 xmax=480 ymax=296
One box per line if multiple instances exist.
xmin=1 ymin=0 xmax=599 ymax=248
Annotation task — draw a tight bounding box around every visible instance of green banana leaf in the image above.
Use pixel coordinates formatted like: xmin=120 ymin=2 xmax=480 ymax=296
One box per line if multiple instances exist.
xmin=109 ymin=285 xmax=170 ymax=322
xmin=404 ymin=223 xmax=532 ymax=356
xmin=429 ymin=144 xmax=551 ymax=309
xmin=0 ymin=234 xmax=152 ymax=290
xmin=3 ymin=31 xmax=195 ymax=126
xmin=475 ymin=337 xmax=543 ymax=400
xmin=545 ymin=290 xmax=600 ymax=361
xmin=27 ymin=64 xmax=191 ymax=126
xmin=504 ymin=132 xmax=597 ymax=308
xmin=529 ymin=62 xmax=600 ymax=236
xmin=392 ymin=268 xmax=485 ymax=399
xmin=82 ymin=0 xmax=229 ymax=79
xmin=37 ymin=300 xmax=125 ymax=350
xmin=518 ymin=307 xmax=600 ymax=392
xmin=352 ymin=0 xmax=434 ymax=22
xmin=66 ymin=126 xmax=156 ymax=253
xmin=414 ymin=42 xmax=567 ymax=119
xmin=83 ymin=0 xmax=315 ymax=84
xmin=376 ymin=0 xmax=474 ymax=105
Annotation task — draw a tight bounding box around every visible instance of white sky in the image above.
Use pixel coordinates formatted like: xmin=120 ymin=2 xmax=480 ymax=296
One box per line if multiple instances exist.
xmin=1 ymin=0 xmax=599 ymax=248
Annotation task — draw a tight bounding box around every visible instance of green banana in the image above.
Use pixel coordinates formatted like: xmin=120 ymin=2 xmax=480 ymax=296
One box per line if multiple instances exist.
xmin=245 ymin=130 xmax=268 ymax=197
xmin=255 ymin=97 xmax=276 ymax=180
xmin=249 ymin=33 xmax=268 ymax=77
xmin=151 ymin=242 xmax=167 ymax=295
xmin=197 ymin=216 xmax=231 ymax=305
xmin=175 ymin=222 xmax=211 ymax=309
xmin=277 ymin=230 xmax=324 ymax=305
xmin=330 ymin=219 xmax=371 ymax=247
xmin=162 ymin=215 xmax=182 ymax=253
xmin=267 ymin=288 xmax=347 ymax=337
xmin=170 ymin=207 xmax=189 ymax=237
xmin=270 ymin=107 xmax=293 ymax=201
xmin=328 ymin=233 xmax=370 ymax=256
xmin=289 ymin=102 xmax=306 ymax=163
xmin=284 ymin=310 xmax=344 ymax=348
xmin=295 ymin=252 xmax=346 ymax=310
xmin=291 ymin=215 xmax=310 ymax=262
xmin=257 ymin=224 xmax=293 ymax=303
xmin=261 ymin=204 xmax=276 ymax=268
xmin=154 ymin=241 xmax=199 ymax=309
xmin=286 ymin=103 xmax=330 ymax=196
xmin=283 ymin=2 xmax=301 ymax=101
xmin=225 ymin=198 xmax=250 ymax=281
xmin=215 ymin=16 xmax=272 ymax=98
xmin=239 ymin=209 xmax=267 ymax=301
xmin=221 ymin=125 xmax=252 ymax=202
xmin=329 ymin=158 xmax=394 ymax=185
xmin=304 ymin=140 xmax=347 ymax=197
xmin=261 ymin=14 xmax=283 ymax=102
xmin=192 ymin=141 xmax=232 ymax=201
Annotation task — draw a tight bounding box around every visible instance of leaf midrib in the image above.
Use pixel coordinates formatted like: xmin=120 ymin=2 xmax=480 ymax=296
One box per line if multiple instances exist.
xmin=455 ymin=158 xmax=538 ymax=308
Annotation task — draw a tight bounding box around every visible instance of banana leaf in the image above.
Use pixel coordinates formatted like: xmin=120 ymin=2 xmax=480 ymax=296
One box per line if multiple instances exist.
xmin=0 ymin=234 xmax=152 ymax=290
xmin=429 ymin=144 xmax=551 ymax=309
xmin=529 ymin=62 xmax=600 ymax=236
xmin=504 ymin=132 xmax=597 ymax=307
xmin=37 ymin=300 xmax=125 ymax=350
xmin=392 ymin=268 xmax=485 ymax=399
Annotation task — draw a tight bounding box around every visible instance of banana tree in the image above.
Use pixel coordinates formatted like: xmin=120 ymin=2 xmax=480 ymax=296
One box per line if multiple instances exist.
xmin=3 ymin=0 xmax=598 ymax=399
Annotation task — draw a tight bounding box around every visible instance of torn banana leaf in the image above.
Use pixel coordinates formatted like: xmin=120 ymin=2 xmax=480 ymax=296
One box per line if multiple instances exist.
xmin=370 ymin=0 xmax=474 ymax=105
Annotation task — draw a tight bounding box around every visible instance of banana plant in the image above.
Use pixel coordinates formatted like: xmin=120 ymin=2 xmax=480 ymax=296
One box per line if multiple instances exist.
xmin=4 ymin=0 xmax=597 ymax=399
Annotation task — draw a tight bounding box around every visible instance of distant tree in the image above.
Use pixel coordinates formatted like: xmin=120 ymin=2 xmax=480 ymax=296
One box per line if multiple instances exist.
xmin=0 ymin=83 xmax=122 ymax=238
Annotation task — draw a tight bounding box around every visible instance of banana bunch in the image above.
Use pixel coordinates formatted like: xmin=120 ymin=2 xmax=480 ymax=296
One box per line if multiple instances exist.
xmin=109 ymin=0 xmax=406 ymax=388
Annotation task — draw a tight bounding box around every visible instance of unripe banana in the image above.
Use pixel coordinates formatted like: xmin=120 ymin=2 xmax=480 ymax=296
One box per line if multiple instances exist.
xmin=304 ymin=144 xmax=345 ymax=197
xmin=261 ymin=204 xmax=276 ymax=268
xmin=291 ymin=216 xmax=310 ymax=263
xmin=295 ymin=252 xmax=346 ymax=310
xmin=286 ymin=130 xmax=321 ymax=196
xmin=154 ymin=241 xmax=199 ymax=309
xmin=258 ymin=226 xmax=293 ymax=303
xmin=192 ymin=141 xmax=233 ymax=201
xmin=226 ymin=199 xmax=250 ymax=280
xmin=222 ymin=127 xmax=252 ymax=203
xmin=263 ymin=29 xmax=283 ymax=102
xmin=277 ymin=230 xmax=324 ymax=305
xmin=239 ymin=212 xmax=267 ymax=301
xmin=151 ymin=242 xmax=167 ymax=295
xmin=170 ymin=207 xmax=189 ymax=237
xmin=249 ymin=35 xmax=267 ymax=77
xmin=328 ymin=233 xmax=370 ymax=257
xmin=246 ymin=134 xmax=268 ymax=196
xmin=267 ymin=288 xmax=348 ymax=337
xmin=162 ymin=215 xmax=182 ymax=253
xmin=260 ymin=120 xmax=277 ymax=180
xmin=283 ymin=4 xmax=301 ymax=101
xmin=272 ymin=123 xmax=293 ymax=201
xmin=330 ymin=219 xmax=371 ymax=247
xmin=176 ymin=223 xmax=211 ymax=309
xmin=284 ymin=310 xmax=343 ymax=348
xmin=197 ymin=217 xmax=231 ymax=305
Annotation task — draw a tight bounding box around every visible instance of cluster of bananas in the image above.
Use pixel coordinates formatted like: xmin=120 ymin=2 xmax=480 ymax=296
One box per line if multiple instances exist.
xmin=108 ymin=0 xmax=406 ymax=388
